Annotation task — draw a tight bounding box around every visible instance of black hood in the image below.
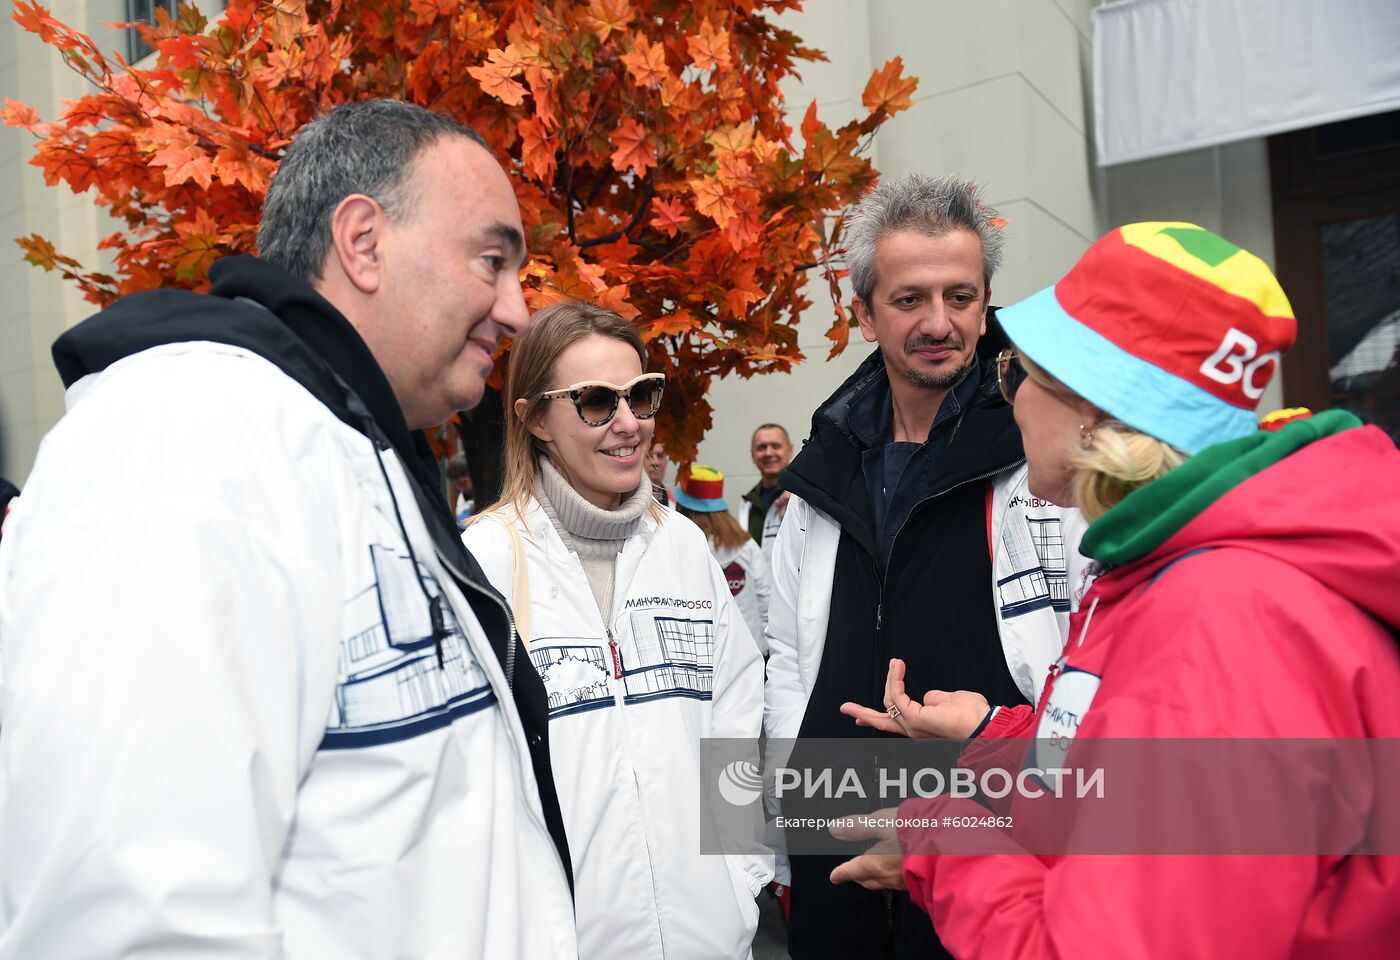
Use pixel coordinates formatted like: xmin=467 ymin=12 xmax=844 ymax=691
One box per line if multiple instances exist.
xmin=781 ymin=307 xmax=1024 ymax=542
xmin=53 ymin=255 xmax=447 ymax=502
xmin=51 ymin=255 xmax=484 ymax=633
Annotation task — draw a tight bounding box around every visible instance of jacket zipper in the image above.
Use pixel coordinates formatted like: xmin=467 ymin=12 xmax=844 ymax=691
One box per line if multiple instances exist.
xmin=871 ymin=457 xmax=1013 ymax=900
xmin=429 ymin=545 xmax=581 ymax=907
xmin=874 ymin=460 xmax=1012 ymax=634
xmin=431 ymin=543 xmax=519 ymax=692
xmin=607 ymin=629 xmax=623 ymax=679
xmin=632 ymin=769 xmax=669 ymax=956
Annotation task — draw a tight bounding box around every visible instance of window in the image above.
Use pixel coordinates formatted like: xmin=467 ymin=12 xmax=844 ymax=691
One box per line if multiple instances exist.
xmin=1270 ymin=110 xmax=1400 ymax=436
xmin=126 ymin=0 xmax=178 ymax=64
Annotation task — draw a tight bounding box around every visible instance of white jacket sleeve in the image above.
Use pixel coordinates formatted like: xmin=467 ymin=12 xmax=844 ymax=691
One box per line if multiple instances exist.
xmin=760 ymin=496 xmax=809 ymax=886
xmin=0 ymin=361 xmax=341 ymax=958
xmin=762 ymin=496 xmax=808 ymax=746
xmin=704 ymin=556 xmax=773 ymax=897
xmin=747 ymin=540 xmax=771 ymax=653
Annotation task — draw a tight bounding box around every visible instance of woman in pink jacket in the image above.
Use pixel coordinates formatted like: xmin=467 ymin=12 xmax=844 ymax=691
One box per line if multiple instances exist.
xmin=839 ymin=223 xmax=1400 ymax=958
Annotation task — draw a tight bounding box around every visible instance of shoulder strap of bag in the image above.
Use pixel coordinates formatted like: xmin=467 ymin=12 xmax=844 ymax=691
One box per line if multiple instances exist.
xmin=486 ymin=512 xmax=533 ymax=651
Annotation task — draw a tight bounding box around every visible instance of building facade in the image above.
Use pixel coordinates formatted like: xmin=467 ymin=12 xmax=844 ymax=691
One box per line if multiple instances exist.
xmin=3 ymin=1 xmax=1396 ymax=505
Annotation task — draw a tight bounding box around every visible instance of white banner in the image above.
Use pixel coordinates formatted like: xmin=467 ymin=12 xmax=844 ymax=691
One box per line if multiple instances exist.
xmin=1093 ymin=0 xmax=1400 ymax=166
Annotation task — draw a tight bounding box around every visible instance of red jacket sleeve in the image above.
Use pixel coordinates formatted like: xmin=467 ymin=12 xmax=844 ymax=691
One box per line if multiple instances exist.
xmin=900 ymin=549 xmax=1400 ymax=959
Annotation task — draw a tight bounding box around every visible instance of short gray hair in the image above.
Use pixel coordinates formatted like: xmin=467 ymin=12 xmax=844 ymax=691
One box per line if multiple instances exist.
xmin=844 ymin=173 xmax=1004 ymax=303
xmin=258 ymin=99 xmax=489 ymax=282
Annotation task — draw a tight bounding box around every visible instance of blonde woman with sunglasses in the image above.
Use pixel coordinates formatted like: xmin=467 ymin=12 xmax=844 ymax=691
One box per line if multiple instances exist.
xmin=463 ymin=301 xmax=770 ymax=959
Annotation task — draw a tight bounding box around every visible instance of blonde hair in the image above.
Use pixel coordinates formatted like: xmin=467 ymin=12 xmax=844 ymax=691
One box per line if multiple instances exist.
xmin=677 ymin=505 xmax=752 ymax=552
xmin=1020 ymin=356 xmax=1187 ymax=523
xmin=487 ymin=300 xmax=665 ymax=522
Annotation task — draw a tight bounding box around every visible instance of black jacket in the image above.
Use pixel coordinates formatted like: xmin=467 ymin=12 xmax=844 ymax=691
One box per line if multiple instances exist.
xmin=51 ymin=255 xmax=573 ymax=889
xmin=779 ymin=312 xmax=1029 ymax=960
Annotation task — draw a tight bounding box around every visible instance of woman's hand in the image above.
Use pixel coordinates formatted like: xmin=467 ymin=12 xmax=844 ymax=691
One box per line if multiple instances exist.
xmin=839 ymin=658 xmax=991 ymax=740
xmin=828 ymin=811 xmax=904 ymax=891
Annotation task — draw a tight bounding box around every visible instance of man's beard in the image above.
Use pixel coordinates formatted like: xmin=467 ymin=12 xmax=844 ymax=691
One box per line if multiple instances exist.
xmin=901 ymin=334 xmax=970 ymax=390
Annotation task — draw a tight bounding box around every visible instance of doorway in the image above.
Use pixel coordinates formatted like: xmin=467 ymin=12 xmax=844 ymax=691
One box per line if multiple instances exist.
xmin=1270 ymin=110 xmax=1400 ymax=437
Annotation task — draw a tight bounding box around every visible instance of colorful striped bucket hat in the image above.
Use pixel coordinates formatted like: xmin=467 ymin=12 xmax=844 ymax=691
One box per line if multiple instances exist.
xmin=997 ymin=222 xmax=1297 ymax=454
xmin=674 ymin=465 xmax=729 ymax=512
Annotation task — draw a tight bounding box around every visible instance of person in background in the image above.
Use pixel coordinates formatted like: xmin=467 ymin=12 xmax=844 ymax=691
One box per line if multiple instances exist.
xmin=764 ymin=173 xmax=1084 ymax=960
xmin=463 ymin=301 xmax=770 ymax=960
xmin=738 ymin=424 xmax=793 ymax=562
xmin=0 ymin=100 xmax=576 ymax=959
xmin=839 ymin=222 xmax=1400 ymax=957
xmin=644 ymin=439 xmax=673 ymax=507
xmin=446 ymin=455 xmax=476 ymax=528
xmin=675 ymin=465 xmax=771 ymax=655
xmin=0 ymin=479 xmax=17 ymax=542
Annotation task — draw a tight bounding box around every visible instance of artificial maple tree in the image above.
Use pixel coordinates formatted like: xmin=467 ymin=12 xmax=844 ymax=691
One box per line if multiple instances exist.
xmin=4 ymin=0 xmax=917 ymax=460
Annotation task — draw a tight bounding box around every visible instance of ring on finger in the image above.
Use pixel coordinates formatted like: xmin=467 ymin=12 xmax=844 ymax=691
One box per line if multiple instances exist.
xmin=886 ymin=704 xmax=901 ymax=719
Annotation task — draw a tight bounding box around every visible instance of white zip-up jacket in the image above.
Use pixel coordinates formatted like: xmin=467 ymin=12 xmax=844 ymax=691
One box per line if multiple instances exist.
xmin=0 ymin=340 xmax=577 ymax=958
xmin=763 ymin=468 xmax=1087 ymax=883
xmin=711 ymin=538 xmax=771 ymax=656
xmin=736 ymin=496 xmax=783 ymax=568
xmin=464 ymin=501 xmax=772 ymax=959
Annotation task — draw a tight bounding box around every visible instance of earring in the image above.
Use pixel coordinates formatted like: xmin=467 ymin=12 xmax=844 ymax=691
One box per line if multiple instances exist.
xmin=1079 ymin=423 xmax=1095 ymax=450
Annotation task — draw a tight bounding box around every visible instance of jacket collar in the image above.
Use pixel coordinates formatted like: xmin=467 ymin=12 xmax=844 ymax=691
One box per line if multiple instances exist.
xmin=52 ymin=255 xmax=466 ymax=576
xmin=743 ymin=478 xmax=782 ymax=509
xmin=518 ymin=494 xmax=661 ymax=555
xmin=781 ymin=308 xmax=1024 ymax=532
xmin=205 ymin=256 xmax=445 ymax=500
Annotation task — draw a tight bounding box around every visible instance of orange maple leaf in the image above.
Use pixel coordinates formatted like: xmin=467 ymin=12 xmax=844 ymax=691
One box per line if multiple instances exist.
xmin=2 ymin=98 xmax=42 ymax=131
xmin=171 ymin=232 xmax=221 ymax=282
xmin=862 ymin=56 xmax=918 ymax=115
xmin=716 ymin=153 xmax=758 ymax=190
xmin=149 ymin=126 xmax=215 ymax=190
xmin=649 ymin=197 xmax=690 ymax=237
xmin=451 ymin=7 xmax=496 ymax=45
xmin=595 ymin=282 xmax=641 ymax=320
xmin=724 ymin=264 xmax=764 ymax=317
xmin=574 ymin=256 xmax=609 ymax=293
xmin=799 ymin=100 xmax=822 ymax=144
xmin=497 ymin=40 xmax=546 ymax=70
xmin=16 ymin=232 xmax=60 ymax=271
xmin=11 ymin=1 xmax=61 ymax=45
xmin=686 ymin=18 xmax=731 ymax=72
xmin=466 ymin=46 xmax=533 ymax=105
xmin=824 ymin=303 xmax=854 ymax=359
xmin=723 ymin=203 xmax=762 ymax=252
xmin=585 ymin=0 xmax=633 ymax=42
xmin=266 ymin=0 xmax=309 ymax=48
xmin=620 ymin=36 xmax=668 ymax=88
xmin=803 ymin=128 xmax=868 ymax=181
xmin=159 ymin=32 xmax=203 ymax=70
xmin=214 ymin=141 xmax=271 ymax=193
xmin=525 ymin=66 xmax=558 ymax=130
xmin=642 ymin=311 xmax=695 ymax=342
xmin=690 ymin=176 xmax=740 ymax=229
xmin=519 ymin=116 xmax=557 ymax=183
xmin=408 ymin=0 xmax=449 ymax=26
xmin=609 ymin=117 xmax=656 ymax=175
xmin=707 ymin=122 xmax=754 ymax=156
xmin=660 ymin=72 xmax=703 ymax=112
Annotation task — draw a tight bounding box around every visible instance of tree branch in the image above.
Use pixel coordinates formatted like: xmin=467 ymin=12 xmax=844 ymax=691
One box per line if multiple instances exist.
xmin=586 ymin=168 xmax=614 ymax=206
xmin=578 ymin=175 xmax=655 ymax=250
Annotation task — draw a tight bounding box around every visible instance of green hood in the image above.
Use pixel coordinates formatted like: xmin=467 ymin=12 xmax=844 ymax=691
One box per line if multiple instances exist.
xmin=1080 ymin=410 xmax=1362 ymax=567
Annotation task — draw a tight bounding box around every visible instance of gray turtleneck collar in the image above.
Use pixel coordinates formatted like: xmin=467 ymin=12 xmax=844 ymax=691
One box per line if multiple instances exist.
xmin=534 ymin=456 xmax=653 ymax=619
